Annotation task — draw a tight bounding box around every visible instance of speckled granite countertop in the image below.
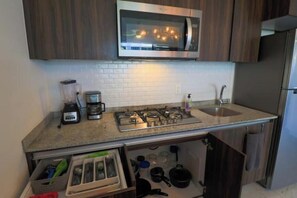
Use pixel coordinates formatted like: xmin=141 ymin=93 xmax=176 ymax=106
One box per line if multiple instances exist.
xmin=23 ymin=104 xmax=277 ymax=153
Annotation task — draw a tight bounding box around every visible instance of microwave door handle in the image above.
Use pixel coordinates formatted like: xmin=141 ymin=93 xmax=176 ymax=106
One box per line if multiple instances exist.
xmin=185 ymin=18 xmax=192 ymax=51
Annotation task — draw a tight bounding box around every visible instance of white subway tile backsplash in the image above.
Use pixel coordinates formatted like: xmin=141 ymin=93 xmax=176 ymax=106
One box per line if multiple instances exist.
xmin=43 ymin=60 xmax=235 ymax=111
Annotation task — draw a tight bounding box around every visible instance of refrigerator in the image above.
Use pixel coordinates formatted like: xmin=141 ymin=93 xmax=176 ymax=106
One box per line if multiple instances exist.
xmin=233 ymin=29 xmax=297 ymax=190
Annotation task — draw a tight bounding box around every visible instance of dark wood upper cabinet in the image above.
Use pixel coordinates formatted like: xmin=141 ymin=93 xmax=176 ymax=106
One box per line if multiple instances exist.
xmin=204 ymin=133 xmax=245 ymax=198
xmin=198 ymin=0 xmax=264 ymax=62
xmin=199 ymin=0 xmax=233 ymax=61
xmin=230 ymin=0 xmax=264 ymax=62
xmin=23 ymin=0 xmax=117 ymax=59
xmin=23 ymin=0 xmax=73 ymax=59
xmin=262 ymin=0 xmax=297 ymax=31
xmin=23 ymin=0 xmax=263 ymax=61
xmin=70 ymin=0 xmax=117 ymax=59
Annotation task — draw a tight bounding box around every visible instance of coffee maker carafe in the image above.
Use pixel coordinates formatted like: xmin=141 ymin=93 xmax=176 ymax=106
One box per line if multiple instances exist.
xmin=85 ymin=91 xmax=105 ymax=120
xmin=60 ymin=80 xmax=81 ymax=124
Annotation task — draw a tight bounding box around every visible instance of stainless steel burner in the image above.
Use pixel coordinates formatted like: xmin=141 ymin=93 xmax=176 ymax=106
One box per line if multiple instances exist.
xmin=114 ymin=107 xmax=201 ymax=132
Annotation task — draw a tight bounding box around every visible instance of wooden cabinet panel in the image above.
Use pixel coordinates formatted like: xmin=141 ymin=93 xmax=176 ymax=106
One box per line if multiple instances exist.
xmin=23 ymin=0 xmax=117 ymax=59
xmin=23 ymin=0 xmax=74 ymax=59
xmin=230 ymin=0 xmax=264 ymax=62
xmin=212 ymin=122 xmax=274 ymax=185
xmin=199 ymin=0 xmax=263 ymax=62
xmin=204 ymin=133 xmax=245 ymax=198
xmin=70 ymin=0 xmax=117 ymax=59
xmin=199 ymin=0 xmax=233 ymax=61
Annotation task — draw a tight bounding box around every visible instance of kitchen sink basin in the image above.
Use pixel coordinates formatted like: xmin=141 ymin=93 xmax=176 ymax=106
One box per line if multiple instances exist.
xmin=199 ymin=107 xmax=241 ymax=117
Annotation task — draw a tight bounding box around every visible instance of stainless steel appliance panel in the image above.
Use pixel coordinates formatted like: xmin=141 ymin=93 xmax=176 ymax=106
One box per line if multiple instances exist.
xmin=270 ymin=31 xmax=297 ymax=189
xmin=270 ymin=89 xmax=297 ymax=189
xmin=286 ymin=32 xmax=297 ymax=88
xmin=117 ymin=0 xmax=202 ymax=59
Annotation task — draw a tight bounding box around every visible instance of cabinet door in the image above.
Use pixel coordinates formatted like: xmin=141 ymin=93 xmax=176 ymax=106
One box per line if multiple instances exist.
xmin=23 ymin=0 xmax=117 ymax=59
xmin=199 ymin=0 xmax=234 ymax=61
xmin=70 ymin=0 xmax=117 ymax=59
xmin=204 ymin=134 xmax=245 ymax=198
xmin=212 ymin=122 xmax=274 ymax=185
xmin=23 ymin=0 xmax=73 ymax=59
xmin=230 ymin=0 xmax=264 ymax=62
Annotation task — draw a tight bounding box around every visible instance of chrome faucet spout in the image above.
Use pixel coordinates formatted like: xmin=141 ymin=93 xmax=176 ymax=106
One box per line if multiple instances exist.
xmin=218 ymin=85 xmax=227 ymax=106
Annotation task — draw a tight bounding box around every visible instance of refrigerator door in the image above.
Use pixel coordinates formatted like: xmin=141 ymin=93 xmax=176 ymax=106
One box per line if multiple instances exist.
xmin=270 ymin=89 xmax=297 ymax=189
xmin=283 ymin=30 xmax=297 ymax=89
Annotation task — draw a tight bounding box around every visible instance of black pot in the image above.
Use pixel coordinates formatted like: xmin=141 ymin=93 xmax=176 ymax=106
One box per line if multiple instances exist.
xmin=169 ymin=164 xmax=192 ymax=188
xmin=150 ymin=167 xmax=171 ymax=187
xmin=136 ymin=178 xmax=168 ymax=198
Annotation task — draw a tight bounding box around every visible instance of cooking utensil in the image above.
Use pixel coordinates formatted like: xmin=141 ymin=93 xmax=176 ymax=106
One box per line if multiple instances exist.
xmin=49 ymin=159 xmax=68 ymax=184
xmin=150 ymin=167 xmax=171 ymax=187
xmin=170 ymin=145 xmax=179 ymax=162
xmin=169 ymin=164 xmax=192 ymax=188
xmin=136 ymin=178 xmax=168 ymax=198
xmin=130 ymin=159 xmax=140 ymax=178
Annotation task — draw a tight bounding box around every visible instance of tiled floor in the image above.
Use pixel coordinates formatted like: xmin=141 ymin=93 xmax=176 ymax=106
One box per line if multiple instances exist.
xmin=241 ymin=183 xmax=297 ymax=198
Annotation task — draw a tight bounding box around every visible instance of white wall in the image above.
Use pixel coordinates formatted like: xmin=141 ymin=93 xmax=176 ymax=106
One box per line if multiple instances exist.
xmin=0 ymin=0 xmax=50 ymax=197
xmin=43 ymin=60 xmax=235 ymax=111
xmin=0 ymin=0 xmax=235 ymax=197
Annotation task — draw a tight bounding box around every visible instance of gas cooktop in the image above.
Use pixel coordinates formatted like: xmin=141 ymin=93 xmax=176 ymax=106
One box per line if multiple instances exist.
xmin=114 ymin=107 xmax=201 ymax=132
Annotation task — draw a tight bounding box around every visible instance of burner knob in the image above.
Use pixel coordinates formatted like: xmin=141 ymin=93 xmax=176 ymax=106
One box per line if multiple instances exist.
xmin=167 ymin=119 xmax=172 ymax=124
xmin=173 ymin=119 xmax=177 ymax=123
xmin=147 ymin=122 xmax=151 ymax=127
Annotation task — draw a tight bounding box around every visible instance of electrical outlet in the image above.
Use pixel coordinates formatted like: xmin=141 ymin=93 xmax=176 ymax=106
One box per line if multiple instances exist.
xmin=175 ymin=84 xmax=181 ymax=94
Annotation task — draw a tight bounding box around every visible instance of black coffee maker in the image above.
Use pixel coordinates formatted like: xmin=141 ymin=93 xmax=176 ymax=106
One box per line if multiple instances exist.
xmin=60 ymin=80 xmax=81 ymax=124
xmin=85 ymin=91 xmax=105 ymax=120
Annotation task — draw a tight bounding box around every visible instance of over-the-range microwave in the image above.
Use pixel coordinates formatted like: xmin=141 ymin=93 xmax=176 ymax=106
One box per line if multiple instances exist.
xmin=117 ymin=0 xmax=202 ymax=59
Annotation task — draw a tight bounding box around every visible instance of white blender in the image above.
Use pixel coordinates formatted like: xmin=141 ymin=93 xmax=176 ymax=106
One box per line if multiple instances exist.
xmin=60 ymin=80 xmax=81 ymax=125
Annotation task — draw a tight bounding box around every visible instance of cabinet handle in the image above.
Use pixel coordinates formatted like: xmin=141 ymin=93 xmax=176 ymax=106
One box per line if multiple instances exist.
xmin=202 ymin=139 xmax=214 ymax=151
xmin=185 ymin=18 xmax=192 ymax=51
xmin=261 ymin=124 xmax=265 ymax=133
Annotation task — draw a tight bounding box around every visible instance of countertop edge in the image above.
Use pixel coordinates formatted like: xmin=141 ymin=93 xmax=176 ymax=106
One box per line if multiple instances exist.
xmin=28 ymin=116 xmax=276 ymax=159
xmin=23 ymin=103 xmax=278 ymax=154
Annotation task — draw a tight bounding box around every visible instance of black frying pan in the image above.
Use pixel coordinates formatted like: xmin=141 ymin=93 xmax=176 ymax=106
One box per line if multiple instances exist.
xmin=150 ymin=167 xmax=171 ymax=187
xmin=136 ymin=178 xmax=168 ymax=198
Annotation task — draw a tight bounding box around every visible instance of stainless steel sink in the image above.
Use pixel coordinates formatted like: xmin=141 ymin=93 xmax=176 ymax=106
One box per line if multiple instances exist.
xmin=199 ymin=107 xmax=241 ymax=117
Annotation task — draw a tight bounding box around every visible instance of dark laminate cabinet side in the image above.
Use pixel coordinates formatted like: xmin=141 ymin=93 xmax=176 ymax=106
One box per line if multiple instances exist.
xmin=204 ymin=134 xmax=245 ymax=198
xmin=263 ymin=0 xmax=297 ymax=20
xmin=23 ymin=0 xmax=74 ymax=59
xmin=230 ymin=0 xmax=264 ymax=62
xmin=70 ymin=0 xmax=117 ymax=59
xmin=199 ymin=0 xmax=234 ymax=61
xmin=212 ymin=122 xmax=274 ymax=185
xmin=262 ymin=0 xmax=291 ymax=20
xmin=262 ymin=0 xmax=297 ymax=31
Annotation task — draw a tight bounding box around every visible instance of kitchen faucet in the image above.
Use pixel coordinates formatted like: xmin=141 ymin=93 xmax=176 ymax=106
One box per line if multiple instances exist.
xmin=218 ymin=85 xmax=228 ymax=106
